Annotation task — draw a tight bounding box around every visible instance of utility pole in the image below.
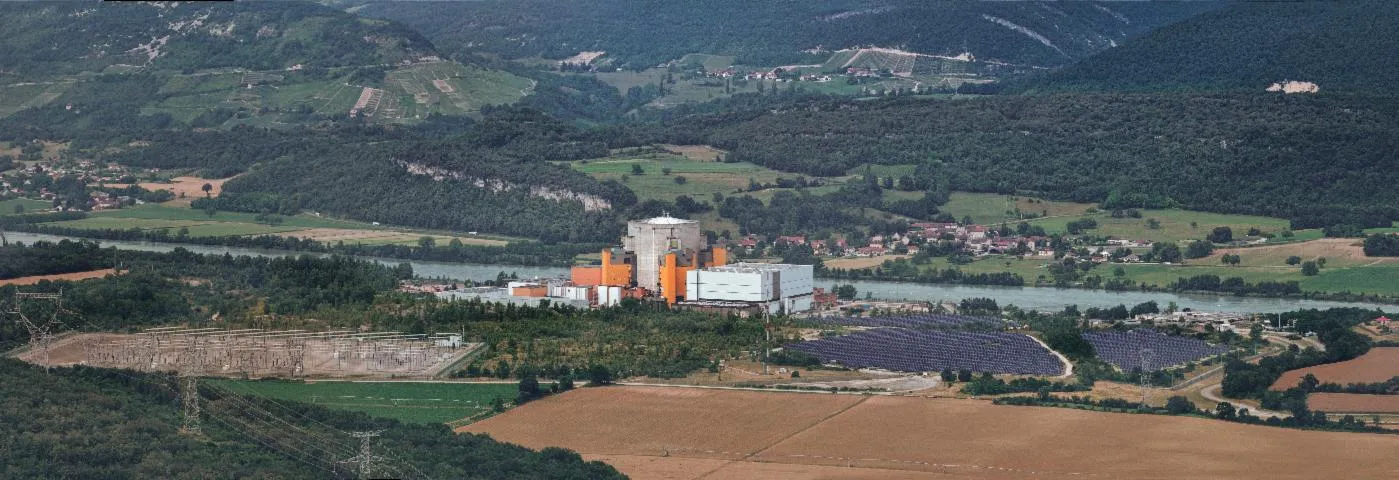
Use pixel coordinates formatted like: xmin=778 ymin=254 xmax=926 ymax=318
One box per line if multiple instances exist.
xmin=762 ymin=311 xmax=771 ymax=375
xmin=342 ymin=430 xmax=385 ymax=479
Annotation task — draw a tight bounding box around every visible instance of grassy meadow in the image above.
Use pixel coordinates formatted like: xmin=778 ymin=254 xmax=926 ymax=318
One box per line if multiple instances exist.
xmin=208 ymin=379 xmax=518 ymax=425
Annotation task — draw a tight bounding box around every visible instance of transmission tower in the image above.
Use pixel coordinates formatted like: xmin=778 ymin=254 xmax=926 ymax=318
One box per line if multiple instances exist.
xmin=8 ymin=291 xmax=68 ymax=371
xmin=1139 ymin=348 xmax=1155 ymax=408
xmin=179 ymin=338 xmax=205 ymax=435
xmin=342 ymin=430 xmax=385 ymax=479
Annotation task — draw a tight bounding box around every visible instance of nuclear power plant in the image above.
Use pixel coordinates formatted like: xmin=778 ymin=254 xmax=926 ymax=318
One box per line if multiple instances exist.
xmin=448 ymin=215 xmax=813 ymax=313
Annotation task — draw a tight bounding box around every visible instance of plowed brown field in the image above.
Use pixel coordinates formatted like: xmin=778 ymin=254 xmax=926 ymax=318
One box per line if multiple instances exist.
xmin=462 ymin=386 xmax=1399 ymax=479
xmin=1309 ymin=393 xmax=1399 ymax=414
xmin=0 ymin=269 xmax=117 ymax=286
xmin=1272 ymin=348 xmax=1399 ymax=390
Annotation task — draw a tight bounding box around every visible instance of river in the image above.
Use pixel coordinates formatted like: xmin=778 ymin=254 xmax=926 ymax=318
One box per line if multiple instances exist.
xmin=8 ymin=232 xmax=1392 ymax=314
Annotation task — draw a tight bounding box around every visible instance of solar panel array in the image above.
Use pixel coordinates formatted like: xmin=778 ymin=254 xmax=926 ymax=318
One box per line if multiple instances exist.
xmin=1082 ymin=329 xmax=1231 ymax=372
xmin=804 ymin=313 xmax=1016 ymax=330
xmin=786 ymin=329 xmax=1063 ymax=375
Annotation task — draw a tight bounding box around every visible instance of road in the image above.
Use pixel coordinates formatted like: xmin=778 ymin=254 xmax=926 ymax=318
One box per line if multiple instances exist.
xmin=1199 ymin=383 xmax=1287 ymax=419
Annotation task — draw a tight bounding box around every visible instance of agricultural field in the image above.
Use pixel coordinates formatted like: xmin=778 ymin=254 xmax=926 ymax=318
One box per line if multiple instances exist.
xmin=0 ymin=198 xmax=52 ymax=213
xmin=1308 ymin=393 xmax=1399 ymax=414
xmin=1027 ymin=208 xmax=1295 ymax=244
xmin=1203 ymin=238 xmax=1381 ymax=268
xmin=134 ymin=60 xmax=528 ymax=126
xmin=658 ymin=144 xmax=727 ymax=162
xmin=208 ymin=379 xmax=518 ymax=425
xmin=382 ymin=61 xmax=532 ymax=117
xmin=0 ymin=80 xmax=71 ymax=118
xmin=565 ymin=153 xmax=804 ymax=203
xmin=0 ymin=269 xmax=118 ymax=286
xmin=590 ymin=66 xmax=779 ymax=107
xmin=676 ymin=54 xmax=735 ymax=71
xmin=42 ymin=216 xmax=297 ymax=236
xmin=36 ymin=203 xmax=507 ymax=246
xmin=1272 ymin=348 xmax=1399 ymax=390
xmin=464 ymin=386 xmax=1399 ymax=479
xmin=938 ymin=192 xmax=1094 ymax=225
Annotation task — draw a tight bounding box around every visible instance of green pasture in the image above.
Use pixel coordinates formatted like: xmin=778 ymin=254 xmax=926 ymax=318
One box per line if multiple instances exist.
xmin=568 ymin=155 xmax=797 ymax=202
xmin=41 ymin=216 xmax=305 ymax=237
xmin=0 ymin=82 xmax=68 ymax=118
xmin=89 ymin=204 xmax=366 ymax=229
xmin=677 ymin=53 xmax=735 ymax=71
xmin=1027 ymin=208 xmax=1292 ymax=243
xmin=0 ymin=198 xmax=52 ymax=214
xmin=208 ymin=379 xmax=518 ymax=424
xmin=384 ymin=62 xmax=531 ymax=117
xmin=939 ymin=192 xmax=1094 ymax=226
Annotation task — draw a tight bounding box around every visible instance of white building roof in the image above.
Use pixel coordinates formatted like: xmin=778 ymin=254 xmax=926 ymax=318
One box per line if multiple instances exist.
xmin=634 ymin=215 xmax=696 ymax=225
xmin=701 ymin=262 xmax=810 ymax=274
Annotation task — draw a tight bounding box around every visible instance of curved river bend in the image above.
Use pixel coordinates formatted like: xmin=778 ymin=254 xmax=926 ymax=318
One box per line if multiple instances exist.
xmin=9 ymin=232 xmax=1391 ymax=314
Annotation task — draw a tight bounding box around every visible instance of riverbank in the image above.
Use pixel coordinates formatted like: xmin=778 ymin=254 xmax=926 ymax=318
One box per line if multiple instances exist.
xmin=818 ymin=272 xmax=1399 ymax=307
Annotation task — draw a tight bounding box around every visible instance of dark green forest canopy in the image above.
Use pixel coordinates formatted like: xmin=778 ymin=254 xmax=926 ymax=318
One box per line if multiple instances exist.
xmin=653 ymin=93 xmax=1399 ymax=226
xmin=356 ymin=0 xmax=1221 ymax=69
xmin=0 ymin=359 xmax=623 ymax=479
xmin=0 ymin=1 xmax=434 ymax=78
xmin=1018 ymin=1 xmax=1399 ymax=93
xmin=85 ymin=110 xmax=636 ymax=242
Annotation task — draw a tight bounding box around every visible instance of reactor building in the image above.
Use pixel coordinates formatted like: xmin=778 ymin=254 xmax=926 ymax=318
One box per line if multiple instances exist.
xmin=622 ymin=215 xmax=704 ymax=292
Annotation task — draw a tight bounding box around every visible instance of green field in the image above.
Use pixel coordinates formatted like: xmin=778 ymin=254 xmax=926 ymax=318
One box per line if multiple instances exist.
xmin=0 ymin=198 xmax=52 ymax=214
xmin=1299 ymin=264 xmax=1399 ymax=295
xmin=41 ymin=203 xmax=514 ymax=245
xmin=384 ymin=62 xmax=532 ymax=117
xmin=90 ymin=204 xmax=369 ymax=229
xmin=677 ymin=53 xmax=736 ymax=71
xmin=938 ymin=192 xmax=1094 ymax=226
xmin=592 ymin=68 xmax=762 ymax=107
xmin=0 ymin=81 xmax=70 ymax=118
xmin=567 ymin=154 xmax=803 ymax=202
xmin=1026 ymin=208 xmax=1295 ymax=243
xmin=45 ymin=216 xmax=305 ymax=237
xmin=207 ymin=379 xmax=518 ymax=425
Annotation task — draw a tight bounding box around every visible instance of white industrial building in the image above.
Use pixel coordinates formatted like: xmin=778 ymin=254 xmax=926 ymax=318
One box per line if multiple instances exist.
xmin=623 ymin=215 xmax=703 ymax=292
xmin=685 ymin=263 xmax=814 ymax=313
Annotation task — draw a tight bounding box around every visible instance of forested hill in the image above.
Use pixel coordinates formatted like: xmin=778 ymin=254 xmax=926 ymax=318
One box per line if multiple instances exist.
xmin=0 ymin=1 xmax=434 ymax=77
xmin=352 ymin=0 xmax=1223 ymax=69
xmin=0 ymin=359 xmax=623 ymax=479
xmin=1018 ymin=1 xmax=1399 ymax=93
xmin=102 ymin=110 xmax=636 ymax=242
xmin=651 ymin=93 xmax=1399 ymax=228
